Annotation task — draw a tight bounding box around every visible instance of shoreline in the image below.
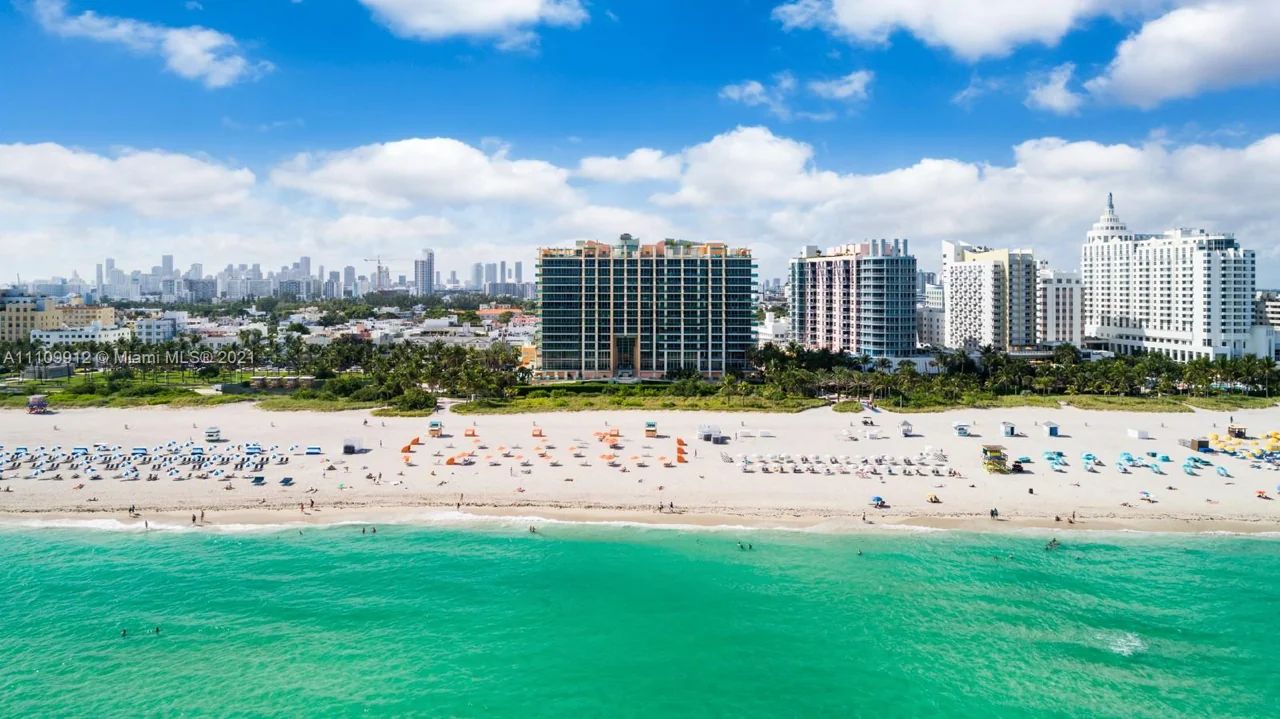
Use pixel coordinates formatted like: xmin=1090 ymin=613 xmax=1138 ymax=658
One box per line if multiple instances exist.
xmin=3 ymin=499 xmax=1279 ymax=536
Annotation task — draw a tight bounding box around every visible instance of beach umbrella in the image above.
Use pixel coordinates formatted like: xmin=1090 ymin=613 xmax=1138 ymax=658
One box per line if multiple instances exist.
xmin=1139 ymin=490 xmax=1150 ymax=497
xmin=871 ymin=496 xmax=883 ymax=503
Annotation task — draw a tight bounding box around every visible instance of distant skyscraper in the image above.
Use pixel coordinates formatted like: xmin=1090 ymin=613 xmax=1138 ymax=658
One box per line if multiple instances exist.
xmin=485 ymin=263 xmax=498 ymax=285
xmin=413 ymin=249 xmax=435 ymax=296
xmin=500 ymin=260 xmax=507 ymax=283
xmin=514 ymin=261 xmax=523 ymax=284
xmin=299 ymin=256 xmax=312 ymax=278
xmin=471 ymin=263 xmax=484 ymax=290
xmin=161 ymin=254 xmax=174 ymax=277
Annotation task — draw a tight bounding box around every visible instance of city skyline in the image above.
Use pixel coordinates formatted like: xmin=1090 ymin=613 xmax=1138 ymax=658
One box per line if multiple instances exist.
xmin=2 ymin=1 xmax=1280 ymax=282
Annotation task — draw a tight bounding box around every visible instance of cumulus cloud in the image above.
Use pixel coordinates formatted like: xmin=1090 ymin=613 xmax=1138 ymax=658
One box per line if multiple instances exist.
xmin=1026 ymin=63 xmax=1085 ymax=114
xmin=577 ymin=148 xmax=682 ymax=182
xmin=32 ymin=0 xmax=272 ymax=88
xmin=552 ymin=205 xmax=678 ymax=243
xmin=11 ymin=127 xmax=1280 ymax=283
xmin=807 ymin=70 xmax=874 ymax=101
xmin=653 ymin=126 xmax=1280 ymax=274
xmin=1086 ymin=0 xmax=1280 ymax=108
xmin=772 ymin=0 xmax=1159 ymax=61
xmin=270 ymin=137 xmax=578 ymax=209
xmin=318 ymin=213 xmax=456 ymax=243
xmin=0 ymin=142 xmax=254 ymax=215
xmin=357 ymin=0 xmax=587 ymax=48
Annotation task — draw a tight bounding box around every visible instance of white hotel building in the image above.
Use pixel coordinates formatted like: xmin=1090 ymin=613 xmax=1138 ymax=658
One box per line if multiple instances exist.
xmin=1081 ymin=194 xmax=1273 ymax=361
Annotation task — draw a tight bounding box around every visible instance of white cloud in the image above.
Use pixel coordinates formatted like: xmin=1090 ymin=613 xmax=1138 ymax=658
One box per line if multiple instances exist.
xmin=318 ymin=214 xmax=457 ymax=243
xmin=653 ymin=126 xmax=846 ymax=207
xmin=577 ymin=148 xmax=682 ymax=182
xmin=552 ymin=205 xmax=677 ymax=242
xmin=1086 ymin=0 xmax=1280 ymax=108
xmin=772 ymin=0 xmax=1161 ymax=61
xmin=952 ymin=74 xmax=1007 ymax=107
xmin=10 ymin=127 xmax=1280 ymax=284
xmin=652 ymin=126 xmax=1280 ymax=275
xmin=807 ymin=69 xmax=874 ymax=101
xmin=0 ymin=142 xmax=254 ymax=216
xmin=357 ymin=0 xmax=587 ymax=47
xmin=719 ymin=73 xmax=799 ymax=119
xmin=32 ymin=0 xmax=272 ymax=88
xmin=270 ymin=137 xmax=578 ymax=209
xmin=1026 ymin=62 xmax=1085 ymax=114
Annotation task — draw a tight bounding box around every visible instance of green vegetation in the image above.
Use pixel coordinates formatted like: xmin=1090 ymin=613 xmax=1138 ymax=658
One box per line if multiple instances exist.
xmin=452 ymin=394 xmax=824 ymax=414
xmin=832 ymin=401 xmax=863 ymax=413
xmin=256 ymin=397 xmax=382 ymax=412
xmin=1180 ymin=395 xmax=1279 ymax=411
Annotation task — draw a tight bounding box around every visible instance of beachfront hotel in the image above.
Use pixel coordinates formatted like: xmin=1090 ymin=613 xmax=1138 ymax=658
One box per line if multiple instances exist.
xmin=1036 ymin=266 xmax=1083 ymax=347
xmin=535 ymin=234 xmax=756 ymax=380
xmin=787 ymin=240 xmax=918 ymax=357
xmin=1081 ymin=194 xmax=1273 ymax=361
xmin=942 ymin=241 xmax=1038 ymax=351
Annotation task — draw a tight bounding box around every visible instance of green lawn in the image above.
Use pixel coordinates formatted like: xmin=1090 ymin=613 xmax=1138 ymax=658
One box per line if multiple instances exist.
xmin=256 ymin=397 xmax=383 ymax=412
xmin=832 ymin=400 xmax=863 ymax=413
xmin=452 ymin=395 xmax=826 ymax=415
xmin=1180 ymin=395 xmax=1278 ymax=411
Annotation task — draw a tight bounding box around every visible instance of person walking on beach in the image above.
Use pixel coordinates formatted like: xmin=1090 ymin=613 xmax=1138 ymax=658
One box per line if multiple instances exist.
xmin=191 ymin=514 xmax=197 ymax=525
xmin=200 ymin=510 xmax=205 ymax=523
xmin=300 ymin=503 xmax=305 ymax=514
xmin=310 ymin=498 xmax=315 ymax=509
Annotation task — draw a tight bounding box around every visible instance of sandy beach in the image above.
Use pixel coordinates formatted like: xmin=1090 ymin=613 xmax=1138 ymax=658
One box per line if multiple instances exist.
xmin=2 ymin=402 xmax=1279 ymax=534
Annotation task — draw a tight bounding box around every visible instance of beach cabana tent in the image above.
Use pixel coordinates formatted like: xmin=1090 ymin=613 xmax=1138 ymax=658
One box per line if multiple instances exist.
xmin=342 ymin=438 xmax=362 ymax=455
xmin=305 ymin=446 xmax=323 ymax=455
xmin=952 ymin=421 xmax=972 ymax=438
xmin=899 ymin=420 xmax=913 ymax=437
xmin=1000 ymin=422 xmax=1016 ymax=437
xmin=1042 ymin=421 xmax=1060 ymax=437
xmin=428 ymin=420 xmax=443 ymax=438
xmin=645 ymin=421 xmax=658 ymax=438
xmin=1127 ymin=428 xmax=1150 ymax=440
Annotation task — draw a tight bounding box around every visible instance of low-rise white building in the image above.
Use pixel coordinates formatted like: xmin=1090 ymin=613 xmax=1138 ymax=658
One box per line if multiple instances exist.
xmin=31 ymin=322 xmax=132 ymax=346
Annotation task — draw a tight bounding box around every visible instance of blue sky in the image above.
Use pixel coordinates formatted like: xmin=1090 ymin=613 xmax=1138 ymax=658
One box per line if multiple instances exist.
xmin=2 ymin=0 xmax=1279 ymax=284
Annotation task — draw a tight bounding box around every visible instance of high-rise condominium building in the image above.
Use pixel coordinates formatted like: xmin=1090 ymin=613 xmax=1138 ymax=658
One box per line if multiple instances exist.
xmin=471 ymin=263 xmax=484 ymax=290
xmin=537 ymin=234 xmax=756 ymax=379
xmin=943 ymin=241 xmax=1037 ymax=351
xmin=514 ymin=261 xmax=523 ymax=284
xmin=1082 ymin=194 xmax=1271 ymax=361
xmin=413 ymin=249 xmax=435 ymax=296
xmin=788 ymin=240 xmax=918 ymax=357
xmin=1036 ymin=267 xmax=1083 ymax=347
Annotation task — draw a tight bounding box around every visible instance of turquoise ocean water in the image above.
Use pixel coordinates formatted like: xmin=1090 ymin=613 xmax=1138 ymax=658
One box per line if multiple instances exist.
xmin=2 ymin=519 xmax=1277 ymax=718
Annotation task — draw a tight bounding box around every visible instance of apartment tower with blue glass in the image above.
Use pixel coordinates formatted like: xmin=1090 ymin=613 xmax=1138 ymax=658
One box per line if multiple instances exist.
xmin=537 ymin=234 xmax=756 ymax=379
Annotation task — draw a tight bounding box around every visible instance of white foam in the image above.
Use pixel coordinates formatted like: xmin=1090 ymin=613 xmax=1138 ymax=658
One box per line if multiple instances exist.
xmin=1098 ymin=631 xmax=1148 ymax=657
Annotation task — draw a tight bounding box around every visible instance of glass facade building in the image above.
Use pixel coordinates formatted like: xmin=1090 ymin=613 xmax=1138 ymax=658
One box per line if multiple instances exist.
xmin=537 ymin=235 xmax=756 ymax=379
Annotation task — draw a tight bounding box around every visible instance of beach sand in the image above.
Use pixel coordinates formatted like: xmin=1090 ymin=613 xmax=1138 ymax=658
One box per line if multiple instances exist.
xmin=2 ymin=402 xmax=1279 ymax=534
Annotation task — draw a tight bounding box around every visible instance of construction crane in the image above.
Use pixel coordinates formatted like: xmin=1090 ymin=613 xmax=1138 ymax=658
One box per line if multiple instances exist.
xmin=362 ymin=256 xmax=411 ymax=291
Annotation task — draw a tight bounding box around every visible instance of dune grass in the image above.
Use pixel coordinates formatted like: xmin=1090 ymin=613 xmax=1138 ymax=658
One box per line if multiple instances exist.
xmin=1180 ymin=395 xmax=1278 ymax=411
xmin=452 ymin=395 xmax=825 ymax=415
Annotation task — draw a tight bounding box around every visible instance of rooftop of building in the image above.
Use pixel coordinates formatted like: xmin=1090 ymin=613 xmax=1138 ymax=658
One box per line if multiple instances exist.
xmin=538 ymin=234 xmax=751 ymax=259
